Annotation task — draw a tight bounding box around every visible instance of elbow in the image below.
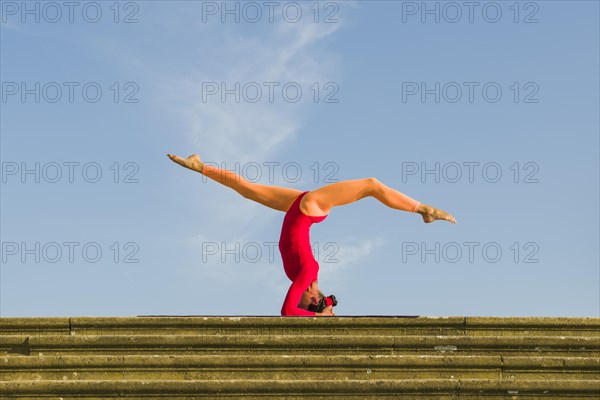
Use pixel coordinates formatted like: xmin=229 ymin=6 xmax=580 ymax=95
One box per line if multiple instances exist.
xmin=281 ymin=303 xmax=306 ymax=316
xmin=281 ymin=304 xmax=293 ymax=316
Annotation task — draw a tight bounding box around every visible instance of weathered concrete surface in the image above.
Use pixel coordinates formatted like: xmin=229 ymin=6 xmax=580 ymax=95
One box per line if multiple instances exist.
xmin=2 ymin=355 xmax=599 ymax=381
xmin=1 ymin=316 xmax=598 ymax=398
xmin=2 ymin=379 xmax=600 ymax=397
xmin=2 ymin=333 xmax=598 ymax=356
xmin=3 ymin=316 xmax=599 ymax=336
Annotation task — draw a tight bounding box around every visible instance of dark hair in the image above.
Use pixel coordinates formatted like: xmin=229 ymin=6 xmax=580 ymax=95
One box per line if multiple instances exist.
xmin=308 ymin=294 xmax=337 ymax=313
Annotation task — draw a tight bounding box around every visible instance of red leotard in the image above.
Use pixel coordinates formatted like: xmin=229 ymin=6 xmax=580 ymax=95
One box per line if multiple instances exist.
xmin=279 ymin=191 xmax=327 ymax=316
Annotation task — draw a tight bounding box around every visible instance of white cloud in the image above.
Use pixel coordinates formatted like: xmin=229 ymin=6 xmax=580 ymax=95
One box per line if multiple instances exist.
xmin=160 ymin=10 xmax=343 ymax=164
xmin=318 ymin=236 xmax=387 ymax=282
xmin=161 ymin=8 xmax=344 ymax=272
xmin=129 ymin=4 xmax=348 ymax=295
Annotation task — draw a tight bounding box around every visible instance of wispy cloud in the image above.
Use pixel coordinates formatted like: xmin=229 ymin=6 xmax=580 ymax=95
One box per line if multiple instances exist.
xmin=165 ymin=18 xmax=343 ymax=164
xmin=262 ymin=235 xmax=386 ymax=302
xmin=184 ymin=224 xmax=385 ymax=300
xmin=156 ymin=7 xmax=345 ymax=272
xmin=92 ymin=3 xmax=346 ymax=291
xmin=318 ymin=237 xmax=387 ymax=283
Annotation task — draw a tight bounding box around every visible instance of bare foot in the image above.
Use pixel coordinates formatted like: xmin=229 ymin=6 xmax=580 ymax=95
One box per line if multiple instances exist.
xmin=167 ymin=153 xmax=204 ymax=173
xmin=418 ymin=204 xmax=456 ymax=224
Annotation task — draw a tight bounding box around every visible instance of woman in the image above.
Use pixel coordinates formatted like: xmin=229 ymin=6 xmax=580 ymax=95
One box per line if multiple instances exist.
xmin=167 ymin=153 xmax=456 ymax=317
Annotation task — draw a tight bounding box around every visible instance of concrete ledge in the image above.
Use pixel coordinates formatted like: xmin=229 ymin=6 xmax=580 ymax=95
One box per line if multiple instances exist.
xmin=1 ymin=379 xmax=599 ymax=396
xmin=0 ymin=318 xmax=70 ymax=336
xmin=2 ymin=355 xmax=598 ymax=381
xmin=6 ymin=334 xmax=597 ymax=352
xmin=465 ymin=317 xmax=600 ymax=336
xmin=3 ymin=316 xmax=599 ymax=336
xmin=2 ymin=317 xmax=598 ymax=398
xmin=4 ymin=354 xmax=597 ymax=370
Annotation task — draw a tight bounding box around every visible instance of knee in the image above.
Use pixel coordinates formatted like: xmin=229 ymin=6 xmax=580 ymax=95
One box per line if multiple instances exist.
xmin=365 ymin=177 xmax=381 ymax=196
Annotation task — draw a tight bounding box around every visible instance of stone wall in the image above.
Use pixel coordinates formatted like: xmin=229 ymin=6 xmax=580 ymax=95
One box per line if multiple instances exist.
xmin=1 ymin=316 xmax=599 ymax=398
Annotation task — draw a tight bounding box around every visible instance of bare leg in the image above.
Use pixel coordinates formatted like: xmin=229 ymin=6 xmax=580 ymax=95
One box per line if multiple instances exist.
xmin=167 ymin=153 xmax=302 ymax=212
xmin=305 ymin=177 xmax=456 ymax=224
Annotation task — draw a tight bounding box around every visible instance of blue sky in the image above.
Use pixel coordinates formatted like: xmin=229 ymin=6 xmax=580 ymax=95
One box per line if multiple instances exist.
xmin=1 ymin=0 xmax=598 ymax=317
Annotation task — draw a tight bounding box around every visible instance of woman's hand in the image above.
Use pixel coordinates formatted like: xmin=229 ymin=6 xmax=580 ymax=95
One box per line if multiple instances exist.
xmin=315 ymin=306 xmax=335 ymax=316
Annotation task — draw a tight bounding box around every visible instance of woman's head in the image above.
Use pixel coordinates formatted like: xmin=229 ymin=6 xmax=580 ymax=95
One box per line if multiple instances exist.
xmin=307 ymin=293 xmax=337 ymax=312
xmin=298 ymin=281 xmax=337 ymax=312
xmin=298 ymin=289 xmax=324 ymax=310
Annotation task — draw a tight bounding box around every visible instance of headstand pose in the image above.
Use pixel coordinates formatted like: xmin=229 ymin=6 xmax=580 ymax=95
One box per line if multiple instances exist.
xmin=167 ymin=153 xmax=456 ymax=317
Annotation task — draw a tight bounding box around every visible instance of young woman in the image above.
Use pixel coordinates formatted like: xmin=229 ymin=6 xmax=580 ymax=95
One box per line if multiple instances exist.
xmin=167 ymin=153 xmax=456 ymax=317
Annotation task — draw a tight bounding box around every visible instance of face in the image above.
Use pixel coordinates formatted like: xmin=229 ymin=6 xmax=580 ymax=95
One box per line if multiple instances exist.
xmin=298 ymin=290 xmax=319 ymax=310
xmin=297 ymin=281 xmax=325 ymax=310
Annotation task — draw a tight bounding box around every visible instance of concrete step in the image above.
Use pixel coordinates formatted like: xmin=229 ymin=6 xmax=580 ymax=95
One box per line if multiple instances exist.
xmin=2 ymin=316 xmax=599 ymax=337
xmin=1 ymin=379 xmax=599 ymax=398
xmin=2 ymin=334 xmax=598 ymax=356
xmin=1 ymin=316 xmax=598 ymax=399
xmin=2 ymin=355 xmax=598 ymax=381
